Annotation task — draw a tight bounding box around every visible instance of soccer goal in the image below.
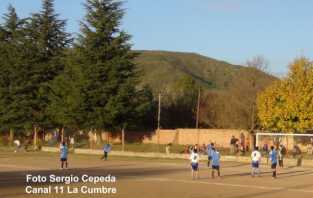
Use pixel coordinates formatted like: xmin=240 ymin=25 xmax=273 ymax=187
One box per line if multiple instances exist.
xmin=256 ymin=132 xmax=313 ymax=154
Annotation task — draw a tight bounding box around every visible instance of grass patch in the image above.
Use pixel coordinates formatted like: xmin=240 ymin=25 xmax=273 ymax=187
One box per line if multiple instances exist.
xmin=111 ymin=143 xmax=185 ymax=153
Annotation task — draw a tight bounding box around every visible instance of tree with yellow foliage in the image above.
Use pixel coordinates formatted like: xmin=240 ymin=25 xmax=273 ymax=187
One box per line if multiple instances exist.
xmin=257 ymin=57 xmax=313 ymax=133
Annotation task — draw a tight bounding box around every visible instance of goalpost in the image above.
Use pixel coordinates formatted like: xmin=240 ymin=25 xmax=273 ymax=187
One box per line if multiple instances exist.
xmin=256 ymin=132 xmax=313 ymax=153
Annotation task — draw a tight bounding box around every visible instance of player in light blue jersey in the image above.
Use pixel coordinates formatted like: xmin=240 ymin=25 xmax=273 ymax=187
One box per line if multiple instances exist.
xmin=60 ymin=142 xmax=68 ymax=169
xmin=269 ymin=146 xmax=277 ymax=178
xmin=101 ymin=143 xmax=112 ymax=160
xmin=211 ymin=147 xmax=221 ymax=178
xmin=207 ymin=143 xmax=214 ymax=167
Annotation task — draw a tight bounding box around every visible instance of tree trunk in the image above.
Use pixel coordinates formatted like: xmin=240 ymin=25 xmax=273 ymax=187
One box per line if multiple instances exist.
xmin=197 ymin=129 xmax=200 ymax=145
xmin=250 ymin=104 xmax=255 ymax=131
xmin=122 ymin=128 xmax=125 ymax=152
xmin=106 ymin=132 xmax=110 ymax=144
xmin=157 ymin=129 xmax=160 ymax=152
xmin=33 ymin=126 xmax=38 ymax=150
xmin=42 ymin=130 xmax=45 ymax=144
xmin=96 ymin=130 xmax=101 ymax=145
xmin=60 ymin=127 xmax=64 ymax=143
xmin=88 ymin=129 xmax=93 ymax=149
xmin=196 ymin=87 xmax=201 ymax=128
xmin=9 ymin=129 xmax=14 ymax=147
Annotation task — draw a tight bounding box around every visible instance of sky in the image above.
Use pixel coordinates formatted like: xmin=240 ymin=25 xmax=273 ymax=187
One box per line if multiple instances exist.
xmin=1 ymin=0 xmax=313 ymax=76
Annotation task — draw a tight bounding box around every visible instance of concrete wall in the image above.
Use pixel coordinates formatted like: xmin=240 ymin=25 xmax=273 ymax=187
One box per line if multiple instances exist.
xmin=44 ymin=128 xmax=252 ymax=149
xmin=101 ymin=129 xmax=251 ymax=149
xmin=159 ymin=129 xmax=250 ymax=148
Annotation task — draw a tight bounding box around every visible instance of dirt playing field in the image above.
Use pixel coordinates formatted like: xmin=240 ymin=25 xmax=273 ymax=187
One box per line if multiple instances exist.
xmin=0 ymin=151 xmax=313 ymax=198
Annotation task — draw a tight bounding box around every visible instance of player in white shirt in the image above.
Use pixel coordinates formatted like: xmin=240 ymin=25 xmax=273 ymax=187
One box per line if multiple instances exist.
xmin=190 ymin=148 xmax=200 ymax=180
xmin=13 ymin=139 xmax=21 ymax=153
xmin=251 ymin=146 xmax=262 ymax=177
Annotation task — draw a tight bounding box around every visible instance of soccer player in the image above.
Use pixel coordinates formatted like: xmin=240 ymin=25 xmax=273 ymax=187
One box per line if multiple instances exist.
xmin=101 ymin=143 xmax=112 ymax=160
xmin=207 ymin=143 xmax=214 ymax=167
xmin=251 ymin=146 xmax=261 ymax=177
xmin=13 ymin=139 xmax=21 ymax=153
xmin=269 ymin=146 xmax=277 ymax=178
xmin=190 ymin=147 xmax=200 ymax=180
xmin=60 ymin=142 xmax=68 ymax=169
xmin=211 ymin=147 xmax=221 ymax=179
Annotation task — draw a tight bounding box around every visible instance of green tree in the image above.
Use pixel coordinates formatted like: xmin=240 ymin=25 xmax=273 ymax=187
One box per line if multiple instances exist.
xmin=77 ymin=0 xmax=152 ymax=145
xmin=0 ymin=0 xmax=72 ymax=147
xmin=0 ymin=5 xmax=30 ymax=144
xmin=47 ymin=50 xmax=85 ymax=134
xmin=25 ymin=0 xmax=71 ymax=134
xmin=131 ymin=85 xmax=156 ymax=131
xmin=162 ymin=75 xmax=198 ymax=128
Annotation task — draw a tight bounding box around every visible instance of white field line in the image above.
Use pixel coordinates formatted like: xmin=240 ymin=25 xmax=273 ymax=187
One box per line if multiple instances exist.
xmin=0 ymin=163 xmax=41 ymax=170
xmin=130 ymin=177 xmax=313 ymax=194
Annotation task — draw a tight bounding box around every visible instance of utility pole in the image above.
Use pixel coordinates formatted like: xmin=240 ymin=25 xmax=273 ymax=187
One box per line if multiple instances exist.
xmin=158 ymin=92 xmax=161 ymax=130
xmin=157 ymin=92 xmax=161 ymax=152
xmin=122 ymin=127 xmax=125 ymax=152
xmin=250 ymin=103 xmax=255 ymax=132
xmin=196 ymin=87 xmax=201 ymax=128
xmin=196 ymin=87 xmax=201 ymax=145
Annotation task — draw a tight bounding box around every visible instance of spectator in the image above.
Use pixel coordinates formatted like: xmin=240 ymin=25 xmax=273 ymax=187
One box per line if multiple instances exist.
xmin=240 ymin=144 xmax=245 ymax=156
xmin=240 ymin=133 xmax=246 ymax=152
xmin=292 ymin=145 xmax=302 ymax=166
xmin=165 ymin=143 xmax=171 ymax=155
xmin=183 ymin=145 xmax=189 ymax=153
xmin=230 ymin=136 xmax=237 ymax=154
xmin=278 ymin=145 xmax=284 ymax=168
xmin=262 ymin=143 xmax=269 ymax=153
xmin=235 ymin=141 xmax=239 ymax=154
xmin=201 ymin=143 xmax=207 ymax=154
xmin=183 ymin=145 xmax=189 ymax=159
xmin=262 ymin=143 xmax=269 ymax=164
xmin=194 ymin=144 xmax=199 ymax=151
xmin=24 ymin=139 xmax=31 ymax=152
xmin=70 ymin=136 xmax=75 ymax=149
xmin=246 ymin=137 xmax=250 ymax=152
xmin=188 ymin=145 xmax=194 ymax=154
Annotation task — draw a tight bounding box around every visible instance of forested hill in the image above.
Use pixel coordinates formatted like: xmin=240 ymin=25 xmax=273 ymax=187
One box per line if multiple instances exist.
xmin=134 ymin=50 xmax=277 ymax=129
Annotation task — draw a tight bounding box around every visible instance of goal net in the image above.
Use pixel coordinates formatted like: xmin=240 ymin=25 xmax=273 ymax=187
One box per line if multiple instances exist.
xmin=256 ymin=132 xmax=313 ymax=155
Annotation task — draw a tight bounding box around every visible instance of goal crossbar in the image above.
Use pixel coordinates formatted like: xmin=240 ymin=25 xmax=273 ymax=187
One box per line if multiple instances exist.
xmin=256 ymin=133 xmax=313 ymax=148
xmin=257 ymin=133 xmax=313 ymax=137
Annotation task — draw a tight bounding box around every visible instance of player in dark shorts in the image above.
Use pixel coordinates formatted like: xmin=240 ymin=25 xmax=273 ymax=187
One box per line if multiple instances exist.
xmin=101 ymin=143 xmax=112 ymax=160
xmin=211 ymin=147 xmax=221 ymax=178
xmin=251 ymin=146 xmax=261 ymax=177
xmin=207 ymin=143 xmax=214 ymax=167
xmin=269 ymin=146 xmax=277 ymax=178
xmin=190 ymin=148 xmax=200 ymax=180
xmin=60 ymin=142 xmax=68 ymax=169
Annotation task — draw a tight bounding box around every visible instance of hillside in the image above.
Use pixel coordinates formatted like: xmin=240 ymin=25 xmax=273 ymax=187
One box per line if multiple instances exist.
xmin=134 ymin=50 xmax=277 ymax=129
